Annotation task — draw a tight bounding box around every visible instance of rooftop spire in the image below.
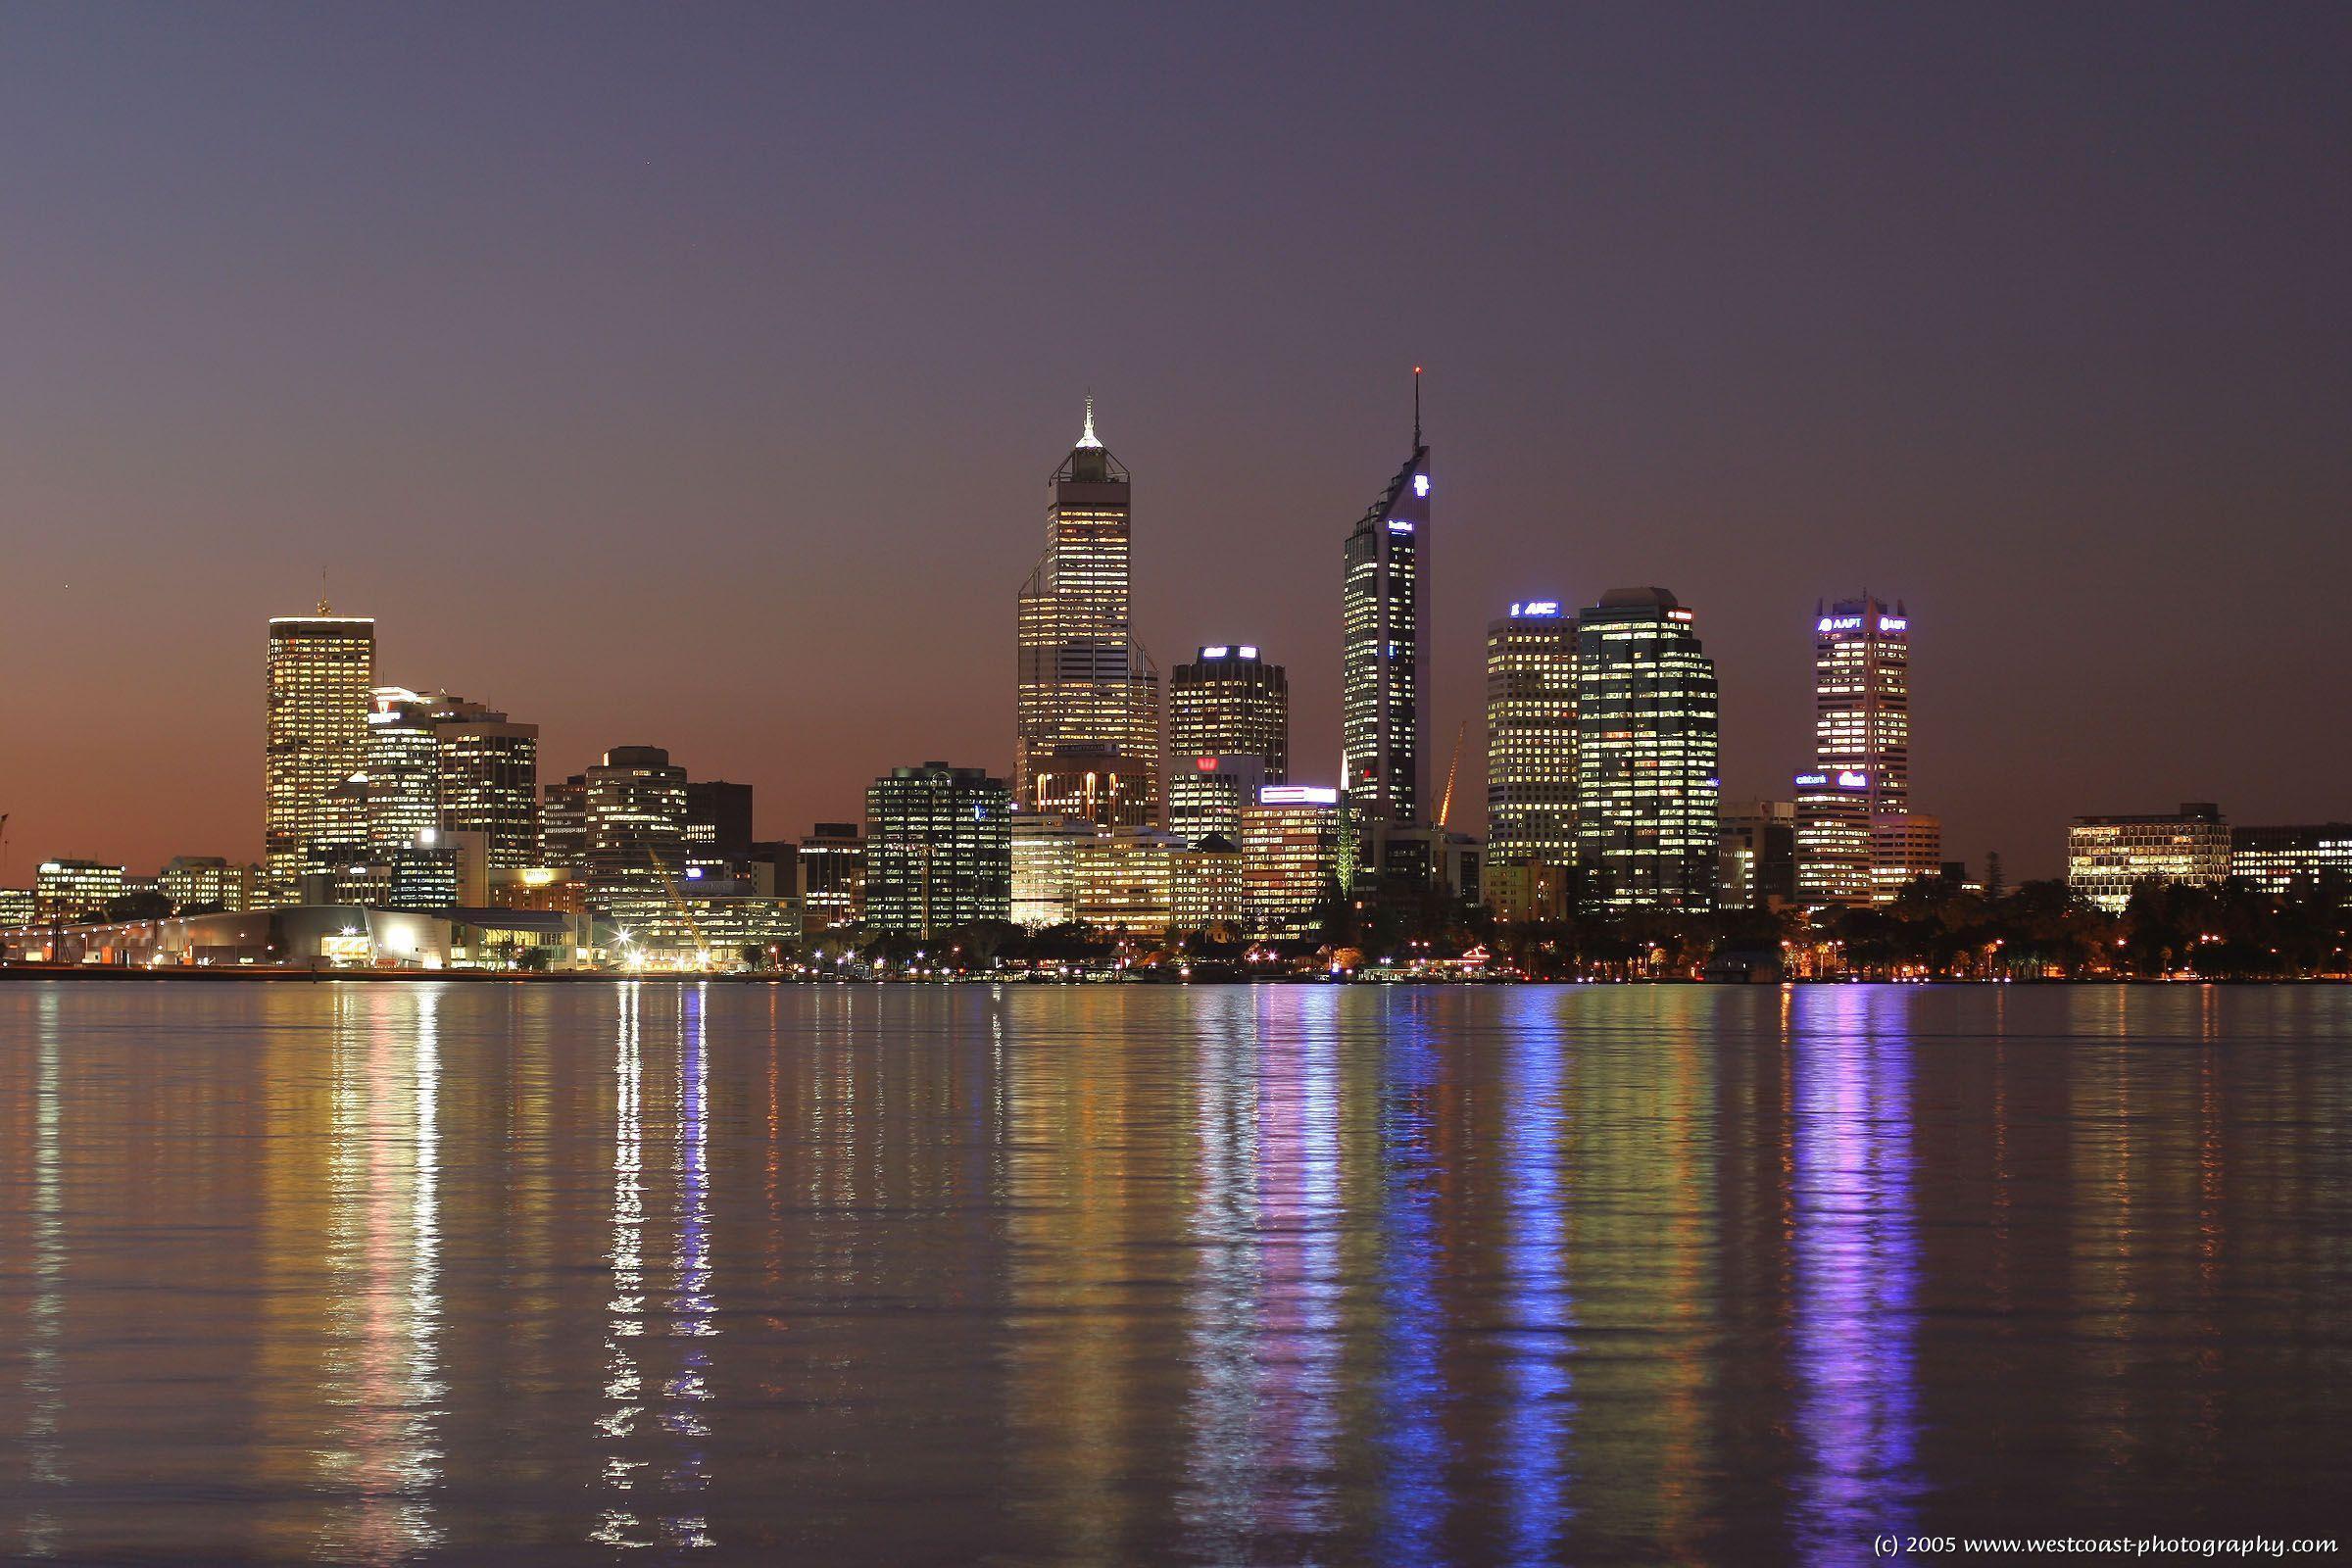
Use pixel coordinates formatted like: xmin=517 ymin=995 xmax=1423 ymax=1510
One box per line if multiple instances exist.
xmin=317 ymin=565 xmax=331 ymax=616
xmin=1075 ymin=393 xmax=1102 ymax=450
xmin=1412 ymin=365 xmax=1422 ymax=449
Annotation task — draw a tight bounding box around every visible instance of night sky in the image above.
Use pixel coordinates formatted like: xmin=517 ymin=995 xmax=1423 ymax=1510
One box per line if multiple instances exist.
xmin=3 ymin=4 xmax=2347 ymax=881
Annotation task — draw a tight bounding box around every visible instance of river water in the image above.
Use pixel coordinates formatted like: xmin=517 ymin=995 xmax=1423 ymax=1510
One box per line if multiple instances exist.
xmin=0 ymin=981 xmax=2345 ymax=1563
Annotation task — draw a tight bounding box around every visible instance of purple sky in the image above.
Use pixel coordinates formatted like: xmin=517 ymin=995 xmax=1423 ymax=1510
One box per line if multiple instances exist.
xmin=2 ymin=4 xmax=2347 ymax=881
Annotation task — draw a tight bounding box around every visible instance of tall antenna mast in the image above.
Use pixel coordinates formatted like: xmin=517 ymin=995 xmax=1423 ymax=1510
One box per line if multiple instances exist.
xmin=1412 ymin=365 xmax=1422 ymax=449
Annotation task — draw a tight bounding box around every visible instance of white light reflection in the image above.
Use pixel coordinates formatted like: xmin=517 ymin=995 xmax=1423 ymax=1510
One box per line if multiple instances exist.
xmin=592 ymin=982 xmax=716 ymax=1552
xmin=315 ymin=984 xmax=445 ymax=1560
xmin=21 ymin=988 xmax=68 ymax=1557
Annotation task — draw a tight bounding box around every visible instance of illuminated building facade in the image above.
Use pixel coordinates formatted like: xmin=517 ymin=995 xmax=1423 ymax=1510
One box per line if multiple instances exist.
xmin=1171 ymin=837 xmax=1246 ymax=933
xmin=1015 ymin=400 xmax=1160 ymax=821
xmin=1341 ymin=423 xmax=1431 ymax=830
xmin=1485 ymin=599 xmax=1577 ymax=868
xmin=1010 ymin=810 xmax=1097 ymax=929
xmin=864 ymin=762 xmax=1011 ymax=938
xmin=797 ymin=822 xmax=864 ymax=930
xmin=1573 ymin=588 xmax=1719 ymax=911
xmin=365 ymin=689 xmax=442 ymax=847
xmin=540 ymin=776 xmax=587 ymax=869
xmin=0 ymin=888 xmax=34 ymax=929
xmin=1797 ymin=595 xmax=1911 ymax=906
xmin=1718 ymin=800 xmax=1797 ymax=910
xmin=2067 ymin=802 xmax=2230 ymax=913
xmin=1169 ymin=645 xmax=1288 ymax=784
xmin=35 ymin=858 xmax=124 ymax=922
xmin=1074 ymin=827 xmax=1185 ymax=937
xmin=1168 ymin=753 xmax=1266 ymax=847
xmin=1240 ymin=785 xmax=1351 ymax=939
xmin=159 ymin=856 xmax=258 ymax=914
xmin=2230 ymin=823 xmax=2352 ymax=896
xmin=583 ymin=747 xmax=690 ymax=916
xmin=1486 ymin=859 xmax=1571 ymax=924
xmin=1871 ymin=811 xmax=1944 ymax=901
xmin=265 ymin=611 xmax=376 ymax=900
xmin=1026 ymin=746 xmax=1159 ymax=830
xmin=433 ymin=699 xmax=540 ymax=870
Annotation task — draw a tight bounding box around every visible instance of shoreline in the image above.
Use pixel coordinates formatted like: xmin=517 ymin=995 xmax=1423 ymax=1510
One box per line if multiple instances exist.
xmin=2 ymin=965 xmax=2343 ymax=986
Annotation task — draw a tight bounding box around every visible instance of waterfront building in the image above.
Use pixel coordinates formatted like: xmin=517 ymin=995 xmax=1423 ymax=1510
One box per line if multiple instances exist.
xmin=1871 ymin=811 xmax=1945 ymax=901
xmin=1010 ymin=810 xmax=1097 ymax=930
xmin=797 ymin=822 xmax=865 ymax=931
xmin=1485 ymin=599 xmax=1578 ymax=869
xmin=1169 ymin=645 xmax=1288 ymax=784
xmin=541 ymin=776 xmax=587 ymax=869
xmin=1240 ymin=785 xmax=1351 ymax=940
xmin=1573 ymin=588 xmax=1720 ymax=910
xmin=1797 ymin=596 xmax=1913 ymax=906
xmin=583 ymin=747 xmax=691 ymax=916
xmin=432 ymin=698 xmax=540 ymax=870
xmin=1014 ymin=399 xmax=1160 ymax=821
xmin=158 ymin=856 xmax=258 ymax=914
xmin=35 ymin=858 xmax=124 ymax=923
xmin=2230 ymin=823 xmax=2352 ymax=896
xmin=2067 ymin=802 xmax=2230 ymax=913
xmin=1341 ymin=387 xmax=1431 ymax=830
xmin=1718 ymin=800 xmax=1798 ymax=910
xmin=365 ymin=689 xmax=443 ymax=847
xmin=864 ymin=762 xmax=1012 ymax=939
xmin=620 ymin=892 xmax=800 ymax=966
xmin=1171 ymin=835 xmax=1246 ymax=935
xmin=1026 ymin=746 xmax=1159 ymax=829
xmin=489 ymin=865 xmax=588 ymax=917
xmin=0 ymin=888 xmax=34 ymax=929
xmin=1486 ymin=859 xmax=1572 ymax=924
xmin=1074 ymin=828 xmax=1186 ymax=938
xmin=1168 ymin=753 xmax=1267 ymax=847
xmin=265 ymin=608 xmax=376 ymax=900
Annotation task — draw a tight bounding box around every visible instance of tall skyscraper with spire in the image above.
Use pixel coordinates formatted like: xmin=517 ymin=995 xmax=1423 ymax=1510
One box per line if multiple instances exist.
xmin=1341 ymin=371 xmax=1432 ymax=828
xmin=1015 ymin=398 xmax=1161 ymax=820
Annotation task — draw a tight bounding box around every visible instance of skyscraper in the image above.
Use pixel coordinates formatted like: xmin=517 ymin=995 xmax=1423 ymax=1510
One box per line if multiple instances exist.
xmin=265 ymin=608 xmax=375 ymax=900
xmin=1341 ymin=381 xmax=1431 ymax=830
xmin=1573 ymin=588 xmax=1720 ymax=910
xmin=1484 ymin=599 xmax=1577 ymax=869
xmin=365 ymin=688 xmax=442 ymax=848
xmin=583 ymin=746 xmax=689 ymax=917
xmin=540 ymin=775 xmax=587 ymax=869
xmin=1015 ymin=399 xmax=1160 ymax=821
xmin=1797 ymin=596 xmax=1912 ymax=906
xmin=864 ymin=762 xmax=1012 ymax=939
xmin=433 ymin=700 xmax=541 ymax=871
xmin=1169 ymin=644 xmax=1288 ymax=784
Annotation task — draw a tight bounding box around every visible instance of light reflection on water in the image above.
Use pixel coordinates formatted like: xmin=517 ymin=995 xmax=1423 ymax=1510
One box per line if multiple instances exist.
xmin=0 ymin=981 xmax=2348 ymax=1563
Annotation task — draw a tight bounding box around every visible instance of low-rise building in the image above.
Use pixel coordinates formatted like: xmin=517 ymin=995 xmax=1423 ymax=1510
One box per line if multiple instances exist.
xmin=35 ymin=858 xmax=125 ymax=923
xmin=1010 ymin=811 xmax=1097 ymax=929
xmin=2067 ymin=802 xmax=2230 ymax=913
xmin=2230 ymin=823 xmax=2352 ymax=897
xmin=158 ymin=857 xmax=259 ymax=914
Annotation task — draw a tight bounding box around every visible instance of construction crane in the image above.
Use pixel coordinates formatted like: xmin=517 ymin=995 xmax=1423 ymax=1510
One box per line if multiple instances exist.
xmin=1436 ymin=721 xmax=1467 ymax=830
xmin=639 ymin=842 xmax=710 ymax=965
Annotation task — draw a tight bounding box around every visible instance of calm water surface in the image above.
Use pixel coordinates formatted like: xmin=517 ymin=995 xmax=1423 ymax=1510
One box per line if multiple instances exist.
xmin=1 ymin=982 xmax=2347 ymax=1564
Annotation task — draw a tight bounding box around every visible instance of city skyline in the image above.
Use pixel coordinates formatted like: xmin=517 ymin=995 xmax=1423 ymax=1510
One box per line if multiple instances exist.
xmin=4 ymin=8 xmax=2349 ymax=881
